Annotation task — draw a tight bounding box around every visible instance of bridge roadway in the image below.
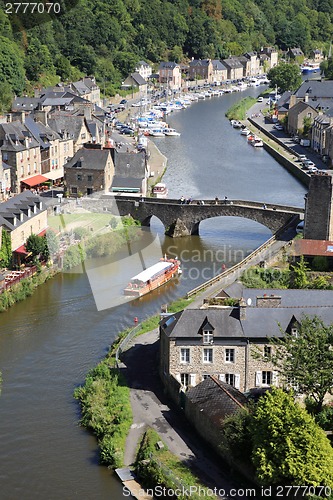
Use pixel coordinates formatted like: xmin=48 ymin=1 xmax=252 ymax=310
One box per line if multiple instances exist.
xmin=111 ymin=195 xmax=304 ymax=237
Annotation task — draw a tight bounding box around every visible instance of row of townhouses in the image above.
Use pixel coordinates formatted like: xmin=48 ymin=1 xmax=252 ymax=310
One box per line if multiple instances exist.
xmin=276 ymin=80 xmax=333 ymax=167
xmin=124 ymin=48 xmax=278 ymax=91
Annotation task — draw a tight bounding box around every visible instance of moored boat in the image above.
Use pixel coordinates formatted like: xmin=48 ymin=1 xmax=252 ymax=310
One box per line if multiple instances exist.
xmin=152 ymin=182 xmax=168 ymax=198
xmin=241 ymin=127 xmax=250 ymax=136
xmin=124 ymin=257 xmax=182 ymax=297
xmin=163 ymin=128 xmax=181 ymax=136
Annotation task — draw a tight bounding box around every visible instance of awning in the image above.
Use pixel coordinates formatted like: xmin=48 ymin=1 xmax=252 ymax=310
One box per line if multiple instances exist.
xmin=13 ymin=244 xmax=30 ymax=255
xmin=21 ymin=175 xmax=49 ymax=187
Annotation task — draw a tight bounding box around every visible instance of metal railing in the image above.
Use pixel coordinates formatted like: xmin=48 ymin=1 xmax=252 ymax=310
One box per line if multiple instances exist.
xmin=0 ymin=265 xmax=38 ymax=295
xmin=115 ymin=323 xmax=142 ymax=367
xmin=186 ymin=215 xmax=299 ymax=298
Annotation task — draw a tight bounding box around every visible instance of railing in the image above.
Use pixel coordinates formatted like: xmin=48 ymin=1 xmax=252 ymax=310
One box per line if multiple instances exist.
xmin=186 ymin=215 xmax=299 ymax=298
xmin=115 ymin=323 xmax=142 ymax=367
xmin=0 ymin=265 xmax=38 ymax=294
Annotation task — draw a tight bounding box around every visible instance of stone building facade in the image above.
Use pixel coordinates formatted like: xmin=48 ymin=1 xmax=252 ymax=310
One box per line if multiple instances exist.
xmin=160 ymin=286 xmax=333 ymax=393
xmin=304 ymin=173 xmax=333 ymax=240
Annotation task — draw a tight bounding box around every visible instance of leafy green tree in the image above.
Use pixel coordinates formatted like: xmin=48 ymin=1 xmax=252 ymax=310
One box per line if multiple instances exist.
xmin=271 ymin=315 xmax=333 ymax=413
xmin=289 ymin=255 xmax=309 ymax=288
xmin=25 ymin=234 xmax=46 ymax=259
xmin=0 ymin=81 xmax=13 ymax=114
xmin=250 ymin=388 xmax=333 ymax=487
xmin=0 ymin=228 xmax=12 ymax=267
xmin=267 ymin=62 xmax=302 ymax=93
xmin=0 ymin=36 xmax=25 ymax=94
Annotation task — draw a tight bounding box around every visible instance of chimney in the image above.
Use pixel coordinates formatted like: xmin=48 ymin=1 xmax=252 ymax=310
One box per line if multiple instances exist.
xmin=239 ymin=297 xmax=246 ymax=320
xmin=256 ymin=294 xmax=281 ymax=308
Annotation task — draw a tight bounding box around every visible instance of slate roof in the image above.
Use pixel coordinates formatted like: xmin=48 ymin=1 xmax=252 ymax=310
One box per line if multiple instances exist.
xmin=64 ymin=148 xmax=111 ymax=171
xmin=186 ymin=376 xmax=247 ymax=424
xmin=25 ymin=117 xmax=61 ymax=150
xmin=136 ymin=60 xmax=150 ymax=68
xmin=0 ymin=122 xmax=39 ymax=152
xmin=222 ymin=58 xmax=243 ymax=69
xmin=0 ymin=190 xmax=44 ymax=231
xmin=211 ymin=60 xmax=227 ymax=71
xmin=113 ymin=151 xmax=146 ymax=178
xmin=47 ymin=113 xmax=88 ymax=141
xmin=159 ymin=62 xmax=179 ymax=70
xmin=189 ymin=59 xmax=211 ymax=67
xmin=289 ymin=100 xmax=319 ymax=115
xmin=294 ymin=81 xmax=333 ymax=99
xmin=12 ymin=97 xmax=40 ymax=112
xmin=161 ymin=286 xmax=333 ymax=342
xmin=111 ymin=176 xmax=142 ymax=189
xmin=130 ymin=73 xmax=147 ymax=86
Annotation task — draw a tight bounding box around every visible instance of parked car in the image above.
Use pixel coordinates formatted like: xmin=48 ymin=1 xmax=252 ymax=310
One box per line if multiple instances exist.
xmin=308 ymin=166 xmax=318 ymax=173
xmin=302 ymin=160 xmax=316 ymax=169
xmin=257 ymin=96 xmax=263 ymax=102
xmin=120 ymin=99 xmax=127 ymax=104
xmin=298 ymin=154 xmax=308 ymax=162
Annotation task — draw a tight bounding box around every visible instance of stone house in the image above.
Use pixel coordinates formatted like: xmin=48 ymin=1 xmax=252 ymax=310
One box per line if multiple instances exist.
xmin=287 ymin=47 xmax=304 ymax=62
xmin=158 ymin=62 xmax=182 ymax=90
xmin=211 ymin=60 xmax=228 ymax=84
xmin=0 ymin=155 xmax=13 ymax=199
xmin=121 ymin=73 xmax=148 ymax=94
xmin=312 ymin=112 xmax=333 ymax=157
xmin=135 ymin=61 xmax=152 ymax=81
xmin=0 ymin=190 xmax=47 ymax=262
xmin=287 ymin=99 xmax=319 ymax=137
xmin=309 ymin=49 xmax=323 ymax=62
xmin=188 ymin=59 xmax=213 ymax=83
xmin=0 ymin=120 xmax=42 ymax=193
xmin=64 ymin=145 xmax=114 ymax=197
xmin=240 ymin=52 xmax=260 ymax=77
xmin=70 ymin=77 xmax=101 ymax=106
xmin=47 ymin=113 xmax=92 ymax=154
xmin=259 ymin=47 xmax=278 ymax=70
xmin=221 ymin=58 xmax=244 ymax=80
xmin=159 ymin=285 xmax=333 ymax=393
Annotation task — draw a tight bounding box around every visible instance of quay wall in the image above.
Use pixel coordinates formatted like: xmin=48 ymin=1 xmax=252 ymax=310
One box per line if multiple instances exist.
xmin=248 ymin=118 xmax=310 ymax=187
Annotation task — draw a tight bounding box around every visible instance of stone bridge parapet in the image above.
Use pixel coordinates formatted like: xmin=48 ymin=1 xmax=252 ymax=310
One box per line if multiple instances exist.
xmin=75 ymin=196 xmax=304 ymax=238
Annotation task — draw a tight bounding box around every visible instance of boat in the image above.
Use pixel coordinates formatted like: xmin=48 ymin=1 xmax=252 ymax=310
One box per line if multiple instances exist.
xmin=149 ymin=129 xmax=165 ymax=137
xmin=240 ymin=127 xmax=251 ymax=136
xmin=124 ymin=257 xmax=182 ymax=297
xmin=231 ymin=120 xmax=242 ymax=129
xmin=300 ymin=62 xmax=320 ymax=74
xmin=163 ymin=128 xmax=181 ymax=136
xmin=251 ymin=137 xmax=264 ymax=147
xmin=152 ymin=182 xmax=168 ymax=198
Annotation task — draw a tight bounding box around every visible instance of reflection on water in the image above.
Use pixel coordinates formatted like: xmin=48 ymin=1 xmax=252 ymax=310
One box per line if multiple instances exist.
xmin=0 ymin=87 xmax=308 ymax=500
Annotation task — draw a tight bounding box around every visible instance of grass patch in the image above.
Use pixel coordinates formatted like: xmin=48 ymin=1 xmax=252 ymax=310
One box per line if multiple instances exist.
xmin=74 ymin=357 xmax=132 ymax=469
xmin=48 ymin=213 xmax=112 ymax=234
xmin=136 ymin=428 xmax=216 ymax=499
xmin=226 ymin=96 xmax=257 ymax=121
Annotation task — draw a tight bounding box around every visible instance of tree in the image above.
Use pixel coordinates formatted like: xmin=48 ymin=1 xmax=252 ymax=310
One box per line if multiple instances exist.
xmin=270 ymin=315 xmax=333 ymax=413
xmin=0 ymin=36 xmax=26 ymax=94
xmin=250 ymin=388 xmax=333 ymax=487
xmin=0 ymin=82 xmax=13 ymax=114
xmin=289 ymin=255 xmax=309 ymax=288
xmin=267 ymin=62 xmax=302 ymax=93
xmin=25 ymin=234 xmax=47 ymax=260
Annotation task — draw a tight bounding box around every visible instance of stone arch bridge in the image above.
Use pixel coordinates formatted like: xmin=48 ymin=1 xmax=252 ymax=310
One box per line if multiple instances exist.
xmin=110 ymin=196 xmax=304 ymax=237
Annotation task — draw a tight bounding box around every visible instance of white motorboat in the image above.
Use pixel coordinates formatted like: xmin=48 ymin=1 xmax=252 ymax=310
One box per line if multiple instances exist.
xmin=163 ymin=128 xmax=181 ymax=136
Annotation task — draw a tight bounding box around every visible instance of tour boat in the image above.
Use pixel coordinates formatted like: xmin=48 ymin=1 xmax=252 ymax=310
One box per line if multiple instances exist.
xmin=124 ymin=257 xmax=182 ymax=297
xmin=152 ymin=182 xmax=168 ymax=198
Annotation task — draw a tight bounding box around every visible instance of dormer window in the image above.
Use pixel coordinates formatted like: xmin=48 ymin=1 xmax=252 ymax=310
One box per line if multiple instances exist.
xmin=203 ymin=330 xmax=213 ymax=344
xmin=291 ymin=328 xmax=298 ymax=338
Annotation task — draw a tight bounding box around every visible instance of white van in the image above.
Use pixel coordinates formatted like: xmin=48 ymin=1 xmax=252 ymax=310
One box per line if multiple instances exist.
xmin=296 ymin=221 xmax=304 ymax=234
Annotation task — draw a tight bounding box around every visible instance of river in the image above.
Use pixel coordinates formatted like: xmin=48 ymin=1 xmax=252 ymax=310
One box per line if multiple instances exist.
xmin=0 ymin=86 xmax=307 ymax=500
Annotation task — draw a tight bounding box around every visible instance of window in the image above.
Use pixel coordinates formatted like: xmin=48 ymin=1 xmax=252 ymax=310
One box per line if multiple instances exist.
xmin=180 ymin=348 xmax=190 ymax=364
xmin=180 ymin=373 xmax=189 ymax=388
xmin=264 ymin=345 xmax=271 ymax=358
xmin=203 ymin=348 xmax=213 ymax=363
xmin=87 ymin=175 xmax=93 ymax=182
xmin=225 ymin=373 xmax=235 ymax=386
xmin=81 ymin=133 xmax=86 ymax=140
xmin=71 ymin=186 xmax=78 ymax=194
xmin=3 ymin=152 xmax=8 ymax=160
xmin=291 ymin=328 xmax=298 ymax=338
xmin=77 ymin=174 xmax=82 ymax=181
xmin=203 ymin=331 xmax=213 ymax=344
xmin=225 ymin=348 xmax=235 ymax=363
xmin=87 ymin=188 xmax=93 ymax=195
xmin=202 ymin=374 xmax=210 ymax=380
xmin=262 ymin=371 xmax=272 ymax=385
